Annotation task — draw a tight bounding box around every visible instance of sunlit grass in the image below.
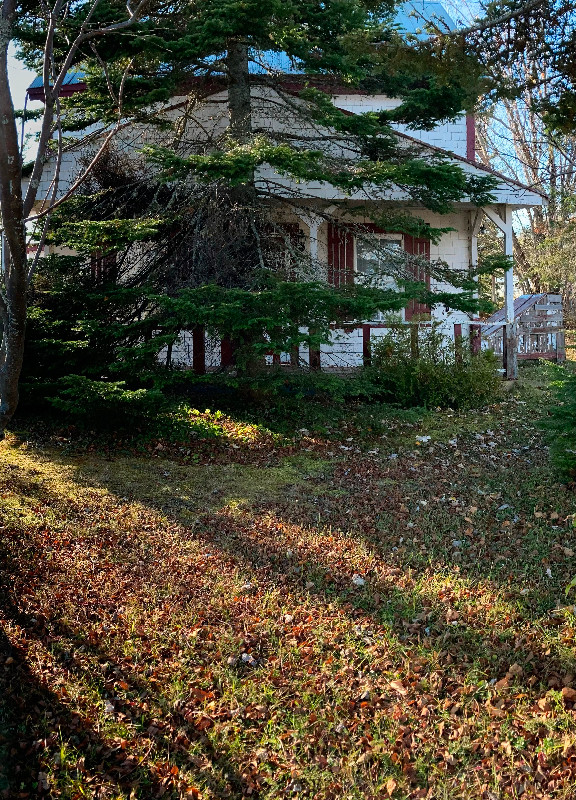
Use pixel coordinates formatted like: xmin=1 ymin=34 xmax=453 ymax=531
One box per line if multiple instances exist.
xmin=2 ymin=370 xmax=576 ymax=798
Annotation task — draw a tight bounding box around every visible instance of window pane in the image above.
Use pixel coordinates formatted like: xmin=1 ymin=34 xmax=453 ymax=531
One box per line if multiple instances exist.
xmin=356 ymin=238 xmax=401 ymax=273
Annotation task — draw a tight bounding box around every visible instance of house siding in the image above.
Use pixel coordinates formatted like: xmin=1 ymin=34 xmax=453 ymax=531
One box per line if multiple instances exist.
xmin=332 ymin=94 xmax=469 ymax=159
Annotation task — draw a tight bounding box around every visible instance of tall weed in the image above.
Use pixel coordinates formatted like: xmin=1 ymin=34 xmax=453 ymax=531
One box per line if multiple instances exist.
xmin=367 ymin=321 xmax=500 ymax=409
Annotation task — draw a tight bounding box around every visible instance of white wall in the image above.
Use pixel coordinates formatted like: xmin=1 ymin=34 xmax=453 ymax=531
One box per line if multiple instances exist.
xmin=332 ymin=94 xmax=468 ymax=159
xmin=35 ymin=86 xmax=542 ymax=209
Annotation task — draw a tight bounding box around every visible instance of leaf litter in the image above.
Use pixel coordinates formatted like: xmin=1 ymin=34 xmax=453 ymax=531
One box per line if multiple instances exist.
xmin=1 ymin=372 xmax=576 ymax=798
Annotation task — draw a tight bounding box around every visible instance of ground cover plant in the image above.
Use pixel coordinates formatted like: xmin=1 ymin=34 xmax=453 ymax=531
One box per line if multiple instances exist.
xmin=541 ymin=362 xmax=576 ymax=482
xmin=2 ymin=367 xmax=576 ymax=799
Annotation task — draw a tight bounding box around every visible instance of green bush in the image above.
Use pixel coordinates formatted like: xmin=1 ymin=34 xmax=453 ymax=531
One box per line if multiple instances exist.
xmin=48 ymin=376 xmax=166 ymax=428
xmin=367 ymin=322 xmax=501 ymax=409
xmin=542 ymin=364 xmax=576 ymax=480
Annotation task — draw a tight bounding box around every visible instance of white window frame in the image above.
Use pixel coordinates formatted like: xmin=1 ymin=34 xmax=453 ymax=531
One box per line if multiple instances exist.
xmin=354 ymin=232 xmax=404 ymax=276
xmin=354 ymin=233 xmax=405 ymax=323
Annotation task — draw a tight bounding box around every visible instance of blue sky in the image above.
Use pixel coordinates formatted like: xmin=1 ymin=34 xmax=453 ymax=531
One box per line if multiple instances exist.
xmin=8 ymin=45 xmax=42 ymax=158
xmin=8 ymin=0 xmax=475 ymax=160
xmin=9 ymin=45 xmax=35 ymax=109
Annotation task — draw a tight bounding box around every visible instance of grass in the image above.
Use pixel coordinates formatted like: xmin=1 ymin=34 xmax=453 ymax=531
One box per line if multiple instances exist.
xmin=2 ymin=365 xmax=576 ymax=799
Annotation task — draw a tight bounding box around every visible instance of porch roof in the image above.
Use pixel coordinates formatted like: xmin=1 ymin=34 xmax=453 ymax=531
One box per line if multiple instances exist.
xmin=393 ymin=129 xmax=548 ymax=208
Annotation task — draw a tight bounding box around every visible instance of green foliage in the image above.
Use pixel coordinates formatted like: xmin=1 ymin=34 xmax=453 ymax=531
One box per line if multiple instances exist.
xmin=144 ymin=139 xmax=498 ymax=214
xmin=367 ymin=321 xmax=501 ymax=409
xmin=48 ymin=376 xmax=166 ymax=428
xmin=541 ymin=363 xmax=576 ymax=480
xmin=477 ymin=252 xmax=514 ymax=276
xmin=50 ymin=219 xmax=163 ymax=251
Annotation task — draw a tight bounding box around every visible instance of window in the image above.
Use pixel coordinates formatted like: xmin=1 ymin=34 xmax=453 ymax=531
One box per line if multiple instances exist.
xmin=355 ymin=234 xmax=403 ymax=276
xmin=355 ymin=233 xmax=403 ymax=322
xmin=265 ymin=224 xmax=306 ymax=279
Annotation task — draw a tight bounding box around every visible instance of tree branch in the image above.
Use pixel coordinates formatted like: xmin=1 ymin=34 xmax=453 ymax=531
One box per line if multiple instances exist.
xmin=23 ymin=0 xmax=150 ymax=218
xmin=440 ymin=0 xmax=544 ymax=38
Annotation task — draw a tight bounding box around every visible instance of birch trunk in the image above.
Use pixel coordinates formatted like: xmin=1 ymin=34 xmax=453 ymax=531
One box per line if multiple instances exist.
xmin=0 ymin=0 xmax=28 ymax=437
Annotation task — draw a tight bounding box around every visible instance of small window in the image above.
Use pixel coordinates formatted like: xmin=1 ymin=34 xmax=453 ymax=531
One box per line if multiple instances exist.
xmin=355 ymin=234 xmax=403 ymax=275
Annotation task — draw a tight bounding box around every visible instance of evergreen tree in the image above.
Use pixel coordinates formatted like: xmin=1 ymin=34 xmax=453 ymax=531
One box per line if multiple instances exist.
xmin=2 ymin=0 xmax=498 ymax=431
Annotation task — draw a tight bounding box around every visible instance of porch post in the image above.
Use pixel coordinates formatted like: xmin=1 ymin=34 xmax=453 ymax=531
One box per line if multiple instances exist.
xmin=469 ymin=210 xmax=483 ymax=355
xmin=298 ymin=212 xmax=324 ymax=369
xmin=483 ymin=205 xmax=518 ymax=380
xmin=308 ymin=217 xmax=320 ymax=262
xmin=470 ymin=210 xmax=481 ymax=271
xmin=503 ymin=206 xmax=517 ymax=380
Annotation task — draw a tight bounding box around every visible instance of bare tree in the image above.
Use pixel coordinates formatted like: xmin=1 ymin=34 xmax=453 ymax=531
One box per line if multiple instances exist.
xmin=474 ymin=48 xmax=576 ymax=312
xmin=0 ymin=0 xmax=148 ymax=437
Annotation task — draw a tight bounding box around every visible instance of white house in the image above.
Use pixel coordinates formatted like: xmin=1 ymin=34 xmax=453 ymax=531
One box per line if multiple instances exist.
xmin=27 ymin=1 xmax=545 ymax=377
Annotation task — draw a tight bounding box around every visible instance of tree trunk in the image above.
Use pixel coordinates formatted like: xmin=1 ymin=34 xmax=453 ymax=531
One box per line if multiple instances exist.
xmin=226 ymin=39 xmax=257 ymax=210
xmin=225 ymin=38 xmax=264 ymax=372
xmin=227 ymin=40 xmax=252 ymax=145
xmin=0 ymin=277 xmax=27 ymax=437
xmin=0 ymin=3 xmax=29 ymax=437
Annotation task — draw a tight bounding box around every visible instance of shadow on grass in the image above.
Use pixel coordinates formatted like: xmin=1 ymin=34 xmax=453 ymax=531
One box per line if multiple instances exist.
xmin=3 ymin=419 xmax=576 ymax=798
xmin=0 ymin=532 xmax=251 ymax=799
xmin=53 ymin=437 xmax=576 ymax=687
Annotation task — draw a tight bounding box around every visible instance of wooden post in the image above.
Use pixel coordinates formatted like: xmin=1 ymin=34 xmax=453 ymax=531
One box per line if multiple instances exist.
xmin=362 ymin=324 xmax=371 ymax=367
xmin=309 ymin=327 xmax=321 ymax=370
xmin=557 ymin=329 xmax=566 ymax=362
xmin=309 ymin=347 xmax=321 ymax=370
xmin=503 ymin=322 xmax=518 ymax=378
xmin=503 ymin=207 xmax=517 ymax=379
xmin=454 ymin=323 xmax=463 ymax=363
xmin=470 ymin=324 xmax=482 ymax=355
xmin=221 ymin=337 xmax=235 ymax=367
xmin=192 ymin=326 xmax=206 ymax=374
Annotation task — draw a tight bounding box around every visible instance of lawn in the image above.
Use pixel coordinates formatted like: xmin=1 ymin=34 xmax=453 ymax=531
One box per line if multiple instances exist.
xmin=2 ymin=368 xmax=576 ymax=799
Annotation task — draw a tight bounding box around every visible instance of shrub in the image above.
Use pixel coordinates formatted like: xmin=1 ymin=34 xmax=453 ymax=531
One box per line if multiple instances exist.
xmin=367 ymin=322 xmax=500 ymax=409
xmin=541 ymin=364 xmax=576 ymax=480
xmin=48 ymin=376 xmax=166 ymax=429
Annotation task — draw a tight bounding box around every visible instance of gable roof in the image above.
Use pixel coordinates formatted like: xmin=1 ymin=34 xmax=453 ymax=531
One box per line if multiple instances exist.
xmin=27 ymin=2 xmax=456 ymax=97
xmin=390 ymin=128 xmax=549 ymax=202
